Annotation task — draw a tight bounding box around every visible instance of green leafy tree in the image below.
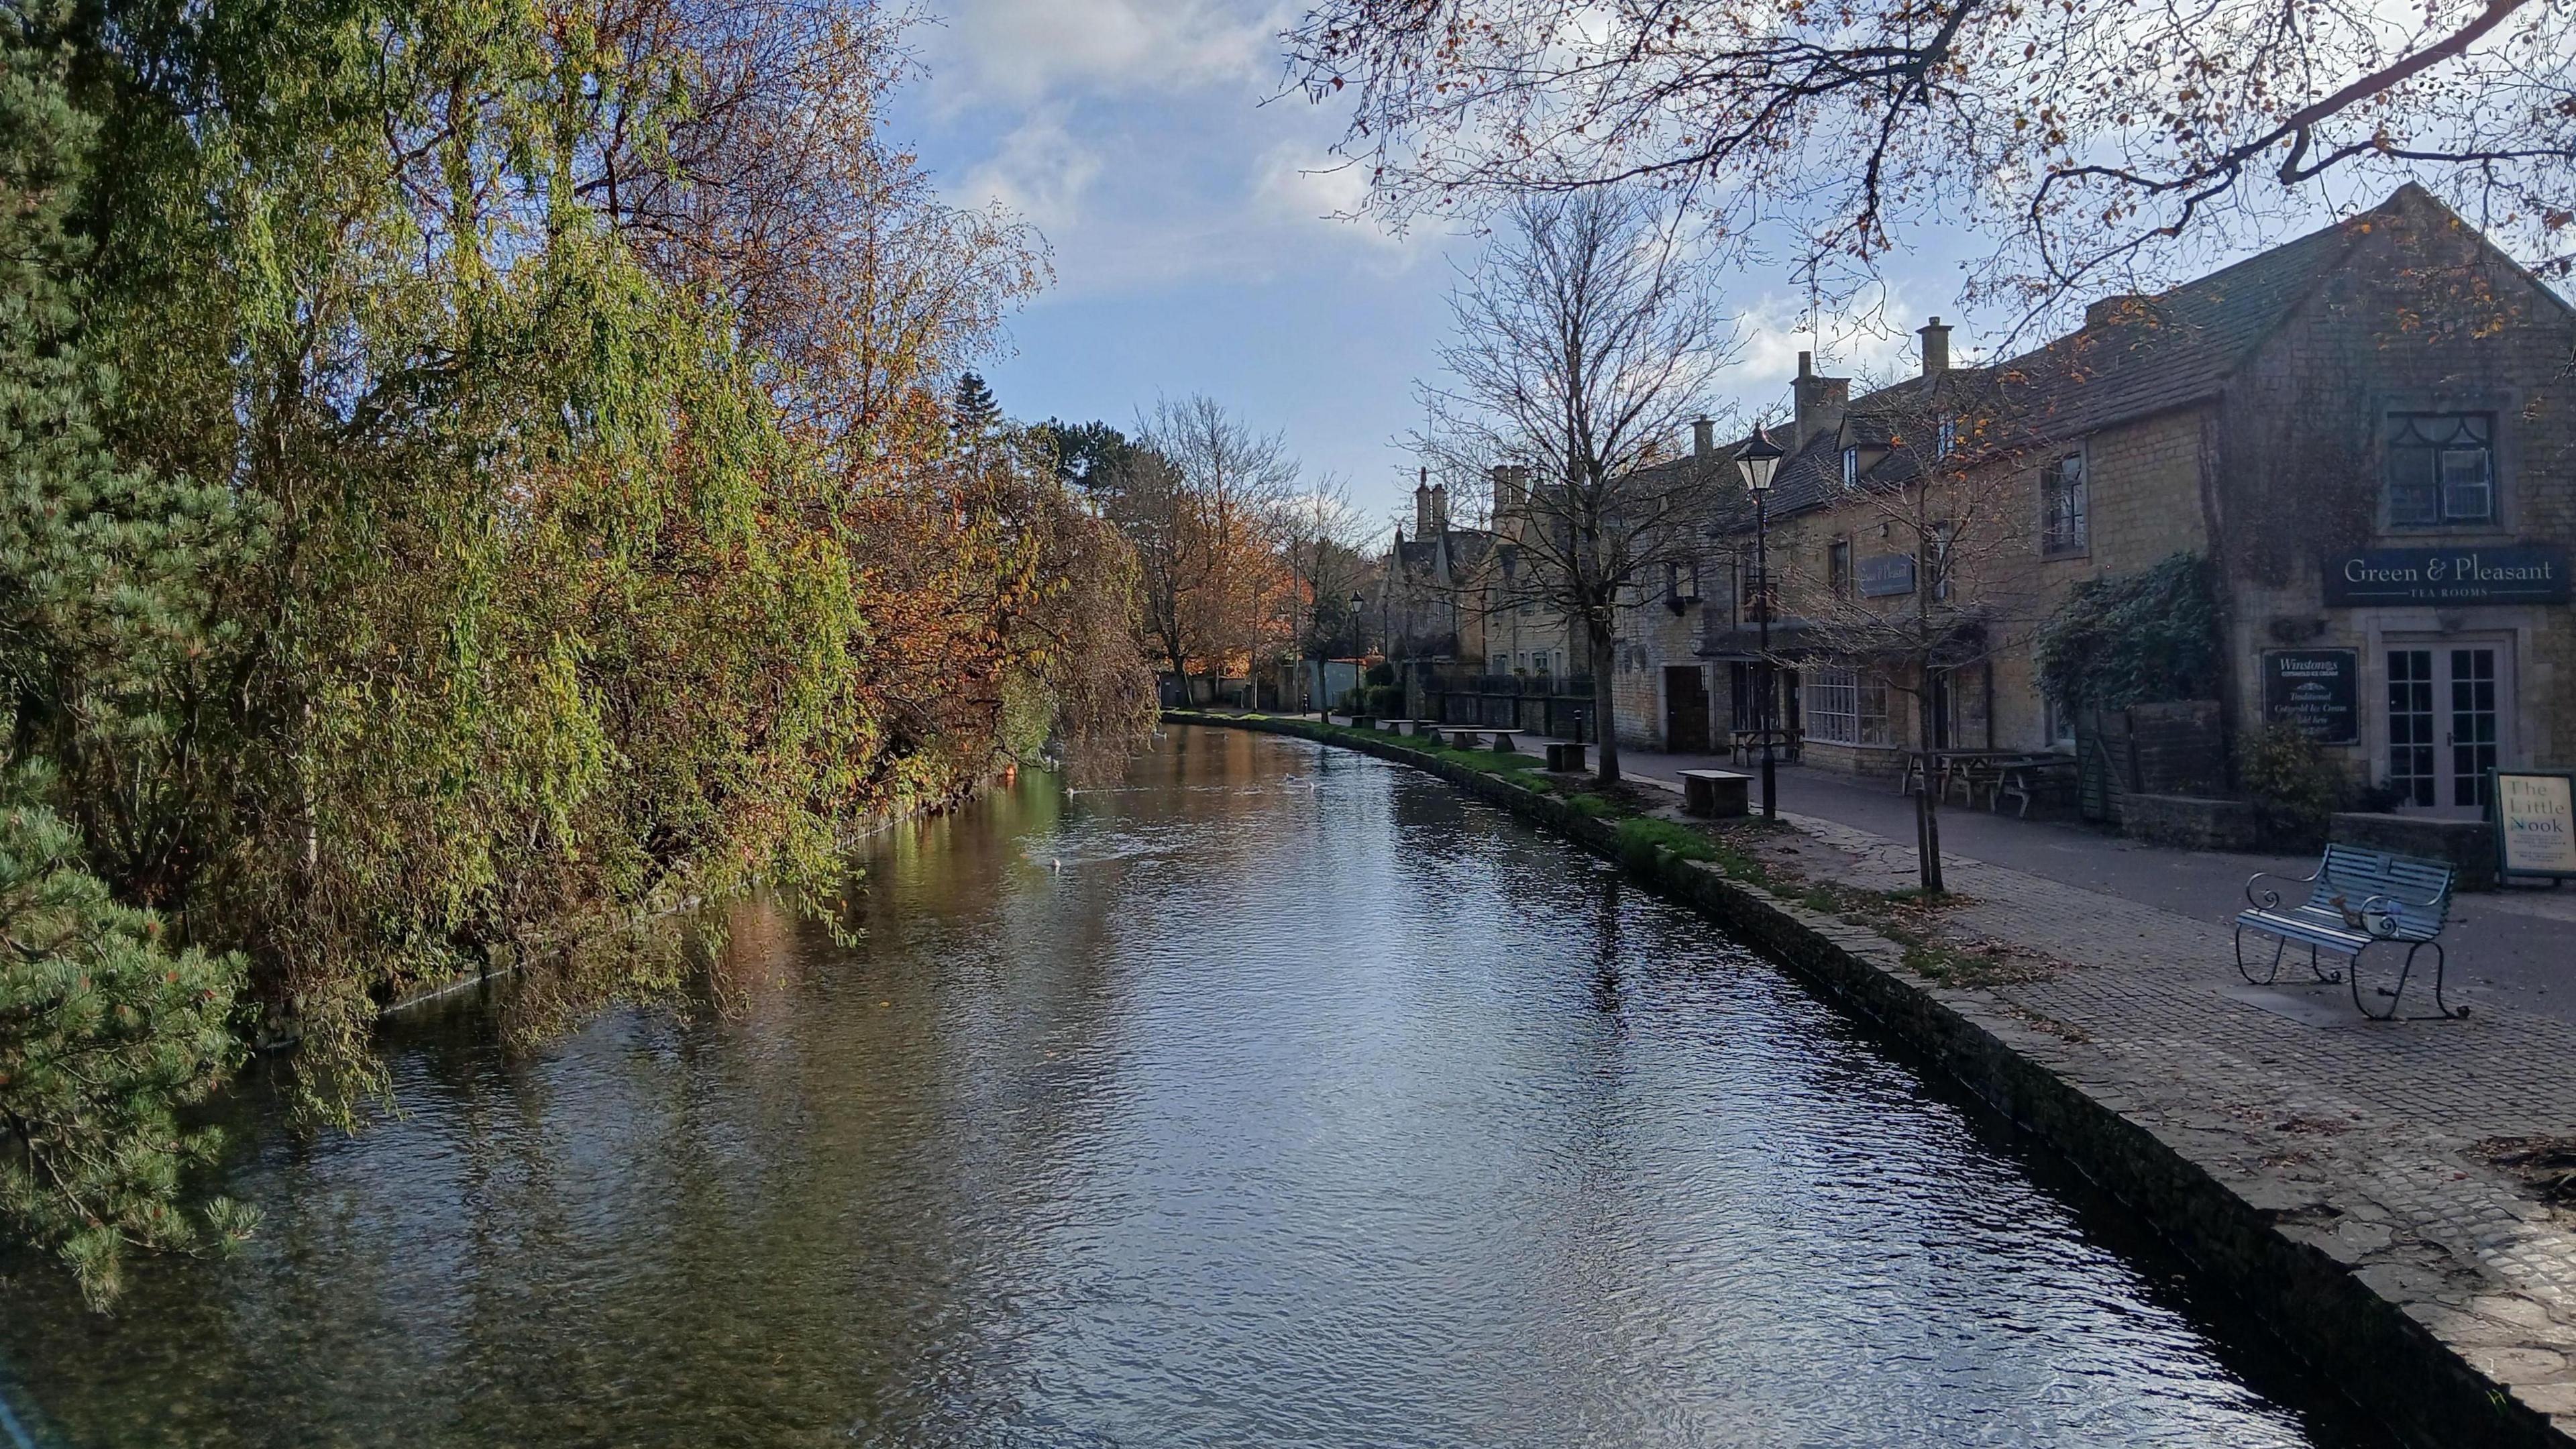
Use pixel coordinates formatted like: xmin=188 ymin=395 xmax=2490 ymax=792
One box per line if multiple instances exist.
xmin=953 ymin=372 xmax=1002 ymax=437
xmin=0 ymin=765 xmax=252 ymax=1305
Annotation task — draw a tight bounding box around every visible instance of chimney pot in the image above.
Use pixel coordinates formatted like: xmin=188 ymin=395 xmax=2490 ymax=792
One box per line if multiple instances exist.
xmin=1918 ymin=317 xmax=1951 ymax=377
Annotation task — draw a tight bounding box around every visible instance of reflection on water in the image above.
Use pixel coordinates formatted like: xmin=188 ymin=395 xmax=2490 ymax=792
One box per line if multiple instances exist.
xmin=0 ymin=727 xmax=2376 ymax=1447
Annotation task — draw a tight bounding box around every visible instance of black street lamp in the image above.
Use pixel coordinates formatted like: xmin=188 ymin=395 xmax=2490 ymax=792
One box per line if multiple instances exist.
xmin=1736 ymin=426 xmax=1786 ymax=819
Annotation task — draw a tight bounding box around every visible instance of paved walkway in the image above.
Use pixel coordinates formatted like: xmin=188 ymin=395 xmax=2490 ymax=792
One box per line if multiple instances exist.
xmin=1574 ymin=737 xmax=2576 ymax=1027
xmin=1305 ymin=713 xmax=2576 ymax=1428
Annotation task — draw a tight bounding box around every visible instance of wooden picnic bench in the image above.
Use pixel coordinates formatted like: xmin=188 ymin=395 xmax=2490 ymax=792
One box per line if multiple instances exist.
xmin=1728 ymin=728 xmax=1801 ymax=765
xmin=2236 ymin=844 xmax=2464 ymax=1020
xmin=1990 ymin=753 xmax=2074 ymax=817
xmin=1680 ymin=768 xmax=1752 ymax=818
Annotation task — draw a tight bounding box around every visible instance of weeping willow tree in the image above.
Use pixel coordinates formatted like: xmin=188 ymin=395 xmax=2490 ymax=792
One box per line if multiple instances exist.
xmin=0 ymin=0 xmax=1150 ymax=1299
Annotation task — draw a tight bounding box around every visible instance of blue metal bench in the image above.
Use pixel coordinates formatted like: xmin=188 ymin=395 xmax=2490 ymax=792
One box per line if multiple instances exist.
xmin=2236 ymin=844 xmax=2464 ymax=1020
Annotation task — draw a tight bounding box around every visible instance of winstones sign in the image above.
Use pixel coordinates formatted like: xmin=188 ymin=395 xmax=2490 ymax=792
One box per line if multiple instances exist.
xmin=2323 ymin=545 xmax=2570 ymax=607
xmin=2261 ymin=649 xmax=2359 ymax=745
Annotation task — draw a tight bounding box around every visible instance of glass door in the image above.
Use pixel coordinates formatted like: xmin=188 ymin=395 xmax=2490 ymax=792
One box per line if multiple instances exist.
xmin=2385 ymin=641 xmax=2512 ymax=812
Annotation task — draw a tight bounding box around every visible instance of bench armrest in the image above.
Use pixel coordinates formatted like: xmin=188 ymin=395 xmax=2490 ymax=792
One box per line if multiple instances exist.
xmin=2244 ymin=867 xmax=2321 ymax=912
xmin=2358 ymin=889 xmax=2445 ymax=936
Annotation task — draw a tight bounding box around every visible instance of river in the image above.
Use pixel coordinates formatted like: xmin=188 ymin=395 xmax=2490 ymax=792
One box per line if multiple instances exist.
xmin=0 ymin=724 xmax=2379 ymax=1447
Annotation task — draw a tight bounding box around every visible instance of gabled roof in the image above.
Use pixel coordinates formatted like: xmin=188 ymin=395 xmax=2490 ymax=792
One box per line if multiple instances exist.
xmin=1709 ymin=184 xmax=2468 ymax=534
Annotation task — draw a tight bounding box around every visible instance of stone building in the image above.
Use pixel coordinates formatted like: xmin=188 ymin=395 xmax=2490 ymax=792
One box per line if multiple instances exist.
xmin=1374 ymin=466 xmax=1581 ymax=680
xmin=1609 ymin=184 xmax=2573 ymax=815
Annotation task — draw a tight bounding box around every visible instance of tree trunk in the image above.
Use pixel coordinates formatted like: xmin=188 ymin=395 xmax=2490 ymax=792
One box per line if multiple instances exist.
xmin=1915 ymin=684 xmax=1945 ymax=894
xmin=1588 ymin=611 xmax=1621 ymax=785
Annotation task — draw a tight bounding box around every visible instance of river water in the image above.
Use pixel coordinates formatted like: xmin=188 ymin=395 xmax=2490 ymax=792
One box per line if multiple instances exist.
xmin=0 ymin=725 xmax=2378 ymax=1447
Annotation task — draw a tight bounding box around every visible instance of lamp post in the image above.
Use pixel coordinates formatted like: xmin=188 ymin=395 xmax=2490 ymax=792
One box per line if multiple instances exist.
xmin=1735 ymin=426 xmax=1785 ymax=819
xmin=1348 ymin=590 xmax=1366 ymax=722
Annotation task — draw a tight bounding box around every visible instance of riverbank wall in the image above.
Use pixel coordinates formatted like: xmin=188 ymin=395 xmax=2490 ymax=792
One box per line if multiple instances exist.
xmin=1167 ymin=708 xmax=2563 ymax=1449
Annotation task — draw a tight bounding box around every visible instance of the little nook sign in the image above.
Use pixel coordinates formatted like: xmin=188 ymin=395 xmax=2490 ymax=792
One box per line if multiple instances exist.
xmin=2492 ymin=771 xmax=2576 ymax=881
xmin=2323 ymin=545 xmax=2570 ymax=606
xmin=2261 ymin=649 xmax=2359 ymax=744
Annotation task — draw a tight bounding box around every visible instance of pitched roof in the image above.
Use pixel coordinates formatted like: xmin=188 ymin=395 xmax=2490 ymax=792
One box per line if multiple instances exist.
xmin=1713 ymin=185 xmax=2449 ymax=531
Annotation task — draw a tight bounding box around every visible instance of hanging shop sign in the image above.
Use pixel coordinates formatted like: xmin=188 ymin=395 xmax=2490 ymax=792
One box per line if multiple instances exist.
xmin=2261 ymin=649 xmax=2359 ymax=745
xmin=1857 ymin=553 xmax=1916 ymax=598
xmin=2323 ymin=545 xmax=2570 ymax=607
xmin=2491 ymin=770 xmax=2576 ymax=881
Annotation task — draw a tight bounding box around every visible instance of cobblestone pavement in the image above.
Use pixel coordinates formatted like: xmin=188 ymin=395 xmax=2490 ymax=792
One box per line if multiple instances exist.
xmin=1329 ymin=717 xmax=2576 ymax=1434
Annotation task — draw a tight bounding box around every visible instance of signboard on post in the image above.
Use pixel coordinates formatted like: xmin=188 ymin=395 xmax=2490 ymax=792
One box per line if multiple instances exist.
xmin=2261 ymin=649 xmax=2359 ymax=745
xmin=1858 ymin=553 xmax=1915 ymax=598
xmin=2323 ymin=545 xmax=2571 ymax=607
xmin=2491 ymin=770 xmax=2576 ymax=881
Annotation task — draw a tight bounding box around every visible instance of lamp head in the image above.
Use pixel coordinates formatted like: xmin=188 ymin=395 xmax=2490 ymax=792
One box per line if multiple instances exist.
xmin=1735 ymin=425 xmax=1784 ymax=492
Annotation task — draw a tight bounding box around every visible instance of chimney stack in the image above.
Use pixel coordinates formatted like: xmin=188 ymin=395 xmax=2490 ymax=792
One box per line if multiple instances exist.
xmin=1693 ymin=417 xmax=1715 ymax=463
xmin=1413 ymin=467 xmax=1433 ymax=537
xmin=2085 ymin=294 xmax=2150 ymax=329
xmin=1792 ymin=351 xmax=1851 ymax=450
xmin=1491 ymin=463 xmax=1528 ymax=521
xmin=1919 ymin=317 xmax=1951 ymax=377
xmin=1430 ymin=482 xmax=1448 ymax=533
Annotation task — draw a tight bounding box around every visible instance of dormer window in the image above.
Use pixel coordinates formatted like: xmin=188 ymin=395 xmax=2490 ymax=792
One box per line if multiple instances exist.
xmin=1936 ymin=415 xmax=1957 ymax=460
xmin=1841 ymin=447 xmax=1860 ymax=489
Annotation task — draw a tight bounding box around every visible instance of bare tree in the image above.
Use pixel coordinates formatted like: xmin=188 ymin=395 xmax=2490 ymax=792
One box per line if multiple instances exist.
xmin=1759 ymin=378 xmax=2049 ymax=892
xmin=1286 ymin=0 xmax=2576 ymax=326
xmin=1124 ymin=396 xmax=1301 ymax=700
xmin=1273 ymin=479 xmax=1379 ymax=712
xmin=1422 ymin=189 xmax=1739 ymax=784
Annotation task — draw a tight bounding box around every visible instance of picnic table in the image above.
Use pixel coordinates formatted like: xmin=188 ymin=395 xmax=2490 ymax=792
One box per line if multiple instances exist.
xmin=1728 ymin=728 xmax=1801 ymax=765
xmin=1898 ymin=749 xmax=2074 ymax=816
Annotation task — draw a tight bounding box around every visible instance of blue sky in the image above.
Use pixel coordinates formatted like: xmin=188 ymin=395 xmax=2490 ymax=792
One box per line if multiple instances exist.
xmin=888 ymin=1 xmax=2015 ymax=535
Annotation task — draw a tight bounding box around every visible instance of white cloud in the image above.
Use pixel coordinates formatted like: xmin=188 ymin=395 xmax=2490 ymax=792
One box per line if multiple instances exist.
xmin=924 ymin=0 xmax=1291 ymax=107
xmin=1248 ymin=143 xmax=1435 ymax=266
xmin=1729 ymin=287 xmax=1937 ymax=417
xmin=960 ymin=109 xmax=1104 ymax=233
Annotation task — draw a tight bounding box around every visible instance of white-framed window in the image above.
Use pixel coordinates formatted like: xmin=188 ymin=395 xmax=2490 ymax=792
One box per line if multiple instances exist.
xmin=1841 ymin=447 xmax=1860 ymax=490
xmin=1936 ymin=414 xmax=1957 ymax=460
xmin=1808 ymin=667 xmax=1891 ymax=746
xmin=2386 ymin=412 xmax=2494 ymax=526
xmin=2041 ymin=453 xmax=2088 ymax=555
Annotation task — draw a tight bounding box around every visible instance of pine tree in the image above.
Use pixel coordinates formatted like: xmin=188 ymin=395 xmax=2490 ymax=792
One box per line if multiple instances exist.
xmin=953 ymin=370 xmax=1002 ymax=437
xmin=0 ymin=0 xmax=253 ymax=1305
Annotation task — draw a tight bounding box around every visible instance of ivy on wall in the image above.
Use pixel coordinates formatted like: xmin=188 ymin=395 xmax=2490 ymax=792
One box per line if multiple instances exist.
xmin=2034 ymin=552 xmax=2223 ymax=711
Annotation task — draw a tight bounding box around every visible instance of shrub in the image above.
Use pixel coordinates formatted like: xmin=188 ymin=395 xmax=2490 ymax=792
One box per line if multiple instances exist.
xmin=1364 ymin=684 xmax=1404 ymax=716
xmin=2240 ymin=722 xmax=2351 ymax=847
xmin=2034 ymin=553 xmax=2222 ymax=712
xmin=1364 ymin=660 xmax=1395 ymax=688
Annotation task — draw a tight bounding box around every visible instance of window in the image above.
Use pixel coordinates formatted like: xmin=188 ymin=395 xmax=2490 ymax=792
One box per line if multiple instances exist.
xmin=1807 ymin=666 xmax=1891 ymax=746
xmin=2041 ymin=453 xmax=2088 ymax=555
xmin=1936 ymin=414 xmax=1957 ymax=460
xmin=2386 ymin=413 xmax=2493 ymax=526
xmin=1841 ymin=447 xmax=1860 ymax=490
xmin=1827 ymin=539 xmax=1853 ymax=598
xmin=1925 ymin=521 xmax=1953 ymax=602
